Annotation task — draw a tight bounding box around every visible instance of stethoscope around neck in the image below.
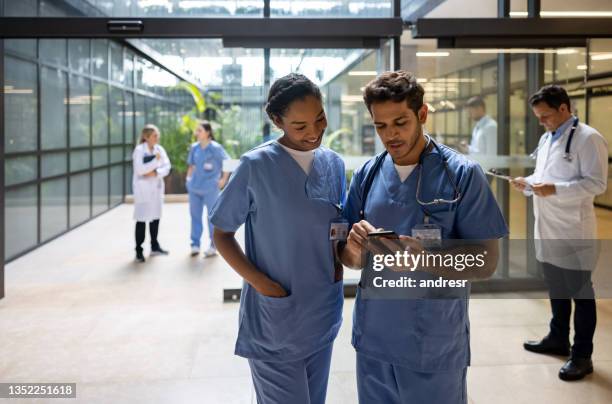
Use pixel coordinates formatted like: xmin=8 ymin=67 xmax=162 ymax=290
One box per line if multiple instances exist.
xmin=358 ymin=134 xmax=462 ymax=220
xmin=529 ymin=117 xmax=579 ymax=162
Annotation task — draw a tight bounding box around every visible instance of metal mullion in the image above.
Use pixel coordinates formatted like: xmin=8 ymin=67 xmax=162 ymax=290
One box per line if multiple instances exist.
xmin=88 ymin=38 xmax=93 ymax=219
xmin=107 ymin=41 xmax=111 ymax=209
xmin=1 ymin=37 xmax=5 ymax=296
xmin=585 ymin=39 xmax=590 ymax=124
xmin=263 ymin=48 xmax=270 ymax=141
xmin=527 ymin=0 xmax=541 ymax=19
xmin=5 ymin=145 xmax=107 ymax=158
xmin=0 ymin=17 xmax=403 ymax=38
xmin=552 ymin=52 xmax=557 ymax=83
xmin=497 ymin=52 xmax=511 ymax=279
xmin=6 ymin=161 xmax=127 ymax=190
xmin=65 ymin=38 xmax=71 ymax=230
xmin=392 ymin=0 xmax=401 ymax=70
xmin=121 ymin=46 xmax=126 ymax=203
xmin=36 ymin=38 xmax=41 ymax=245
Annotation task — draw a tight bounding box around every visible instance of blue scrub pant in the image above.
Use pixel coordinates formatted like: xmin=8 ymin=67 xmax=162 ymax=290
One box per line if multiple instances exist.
xmin=357 ymin=353 xmax=467 ymax=404
xmin=189 ymin=189 xmax=219 ymax=249
xmin=248 ymin=344 xmax=333 ymax=404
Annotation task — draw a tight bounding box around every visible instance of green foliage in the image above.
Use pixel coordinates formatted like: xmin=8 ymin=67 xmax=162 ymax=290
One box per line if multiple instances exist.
xmin=158 ymin=117 xmax=193 ymax=174
xmin=212 ymin=104 xmax=263 ymax=159
xmin=177 ymin=81 xmax=207 ymax=114
xmin=323 ymin=128 xmax=351 ymax=154
xmin=159 ymin=81 xmax=266 ymax=171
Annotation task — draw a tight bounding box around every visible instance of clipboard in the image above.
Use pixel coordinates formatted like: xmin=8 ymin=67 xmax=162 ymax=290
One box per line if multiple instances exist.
xmin=486 ymin=169 xmax=513 ymax=181
xmin=486 ymin=169 xmax=532 ymax=191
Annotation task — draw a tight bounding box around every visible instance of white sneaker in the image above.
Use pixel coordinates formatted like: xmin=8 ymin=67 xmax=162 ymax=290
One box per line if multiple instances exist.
xmin=190 ymin=246 xmax=200 ymax=257
xmin=204 ymin=247 xmax=218 ymax=258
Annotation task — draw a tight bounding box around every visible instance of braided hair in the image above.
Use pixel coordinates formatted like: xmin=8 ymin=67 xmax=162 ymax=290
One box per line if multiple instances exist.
xmin=265 ymin=73 xmax=322 ymax=122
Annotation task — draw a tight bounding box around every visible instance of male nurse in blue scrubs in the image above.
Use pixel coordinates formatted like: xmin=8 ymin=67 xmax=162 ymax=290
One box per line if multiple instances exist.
xmin=340 ymin=71 xmax=509 ymax=404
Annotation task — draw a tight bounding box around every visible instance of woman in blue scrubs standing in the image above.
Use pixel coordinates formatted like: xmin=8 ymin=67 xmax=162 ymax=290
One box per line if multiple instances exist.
xmin=211 ymin=73 xmax=346 ymax=404
xmin=186 ymin=121 xmax=230 ymax=258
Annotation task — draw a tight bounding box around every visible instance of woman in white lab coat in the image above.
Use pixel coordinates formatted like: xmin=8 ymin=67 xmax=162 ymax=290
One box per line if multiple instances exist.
xmin=132 ymin=124 xmax=172 ymax=262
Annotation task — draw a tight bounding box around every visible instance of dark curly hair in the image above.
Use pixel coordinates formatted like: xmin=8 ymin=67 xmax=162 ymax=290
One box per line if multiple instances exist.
xmin=265 ymin=73 xmax=322 ymax=121
xmin=363 ymin=70 xmax=425 ymax=116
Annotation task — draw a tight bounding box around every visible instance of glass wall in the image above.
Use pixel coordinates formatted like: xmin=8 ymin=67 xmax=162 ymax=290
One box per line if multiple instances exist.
xmin=271 ymin=0 xmax=392 ymax=17
xmin=3 ymin=36 xmax=192 ymax=260
xmin=3 ymin=0 xmax=395 ymax=18
xmin=3 ymin=0 xmax=264 ymax=17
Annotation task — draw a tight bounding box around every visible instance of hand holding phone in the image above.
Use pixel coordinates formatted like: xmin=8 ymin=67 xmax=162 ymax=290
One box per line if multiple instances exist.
xmin=367 ymin=230 xmax=399 ymax=239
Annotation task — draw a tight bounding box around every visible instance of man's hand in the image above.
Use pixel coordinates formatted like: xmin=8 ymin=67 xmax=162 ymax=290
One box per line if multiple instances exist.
xmin=339 ymin=220 xmax=378 ymax=269
xmin=510 ymin=176 xmax=529 ymax=192
xmin=347 ymin=220 xmax=378 ymax=251
xmin=532 ymin=183 xmax=556 ymax=197
xmin=144 ymin=170 xmax=157 ymax=177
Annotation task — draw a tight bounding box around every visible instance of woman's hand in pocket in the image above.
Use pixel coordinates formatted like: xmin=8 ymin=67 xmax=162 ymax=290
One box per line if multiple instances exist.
xmin=253 ymin=276 xmax=288 ymax=298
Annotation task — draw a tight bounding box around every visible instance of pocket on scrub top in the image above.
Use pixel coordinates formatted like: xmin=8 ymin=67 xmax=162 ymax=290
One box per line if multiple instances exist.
xmin=255 ymin=291 xmax=296 ymax=347
xmin=257 ymin=291 xmax=294 ymax=308
xmin=417 ymin=299 xmax=466 ymax=337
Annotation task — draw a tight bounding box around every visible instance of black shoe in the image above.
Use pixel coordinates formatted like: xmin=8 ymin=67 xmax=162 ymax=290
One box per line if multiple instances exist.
xmin=150 ymin=246 xmax=169 ymax=256
xmin=523 ymin=336 xmax=570 ymax=356
xmin=135 ymin=250 xmax=146 ymax=262
xmin=559 ymin=357 xmax=593 ymax=381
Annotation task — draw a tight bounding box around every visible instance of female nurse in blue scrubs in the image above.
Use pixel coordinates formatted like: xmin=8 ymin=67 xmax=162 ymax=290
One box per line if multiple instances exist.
xmin=211 ymin=73 xmax=346 ymax=404
xmin=186 ymin=121 xmax=230 ymax=258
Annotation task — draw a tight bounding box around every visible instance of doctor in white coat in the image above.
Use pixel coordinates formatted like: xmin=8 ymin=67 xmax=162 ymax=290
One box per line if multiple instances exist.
xmin=511 ymin=85 xmax=608 ymax=381
xmin=132 ymin=124 xmax=172 ymax=262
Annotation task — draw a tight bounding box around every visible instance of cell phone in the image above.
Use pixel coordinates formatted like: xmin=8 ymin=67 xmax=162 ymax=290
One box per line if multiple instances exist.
xmin=367 ymin=230 xmax=399 ymax=239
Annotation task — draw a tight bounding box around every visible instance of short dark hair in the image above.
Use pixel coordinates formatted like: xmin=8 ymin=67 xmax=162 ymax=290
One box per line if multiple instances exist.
xmin=529 ymin=85 xmax=571 ymax=112
xmin=265 ymin=73 xmax=322 ymax=121
xmin=466 ymin=96 xmax=486 ymax=109
xmin=199 ymin=120 xmax=214 ymax=140
xmin=363 ymin=70 xmax=425 ymax=116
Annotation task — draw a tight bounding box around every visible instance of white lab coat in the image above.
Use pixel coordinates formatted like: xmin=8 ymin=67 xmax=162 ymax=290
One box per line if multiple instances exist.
xmin=468 ymin=115 xmax=498 ymax=155
xmin=132 ymin=143 xmax=171 ymax=222
xmin=526 ymin=120 xmax=608 ymax=270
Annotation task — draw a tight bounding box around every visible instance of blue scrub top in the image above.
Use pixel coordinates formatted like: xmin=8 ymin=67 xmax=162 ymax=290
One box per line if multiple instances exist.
xmin=344 ymin=140 xmax=508 ymax=372
xmin=210 ymin=141 xmax=346 ymax=362
xmin=187 ymin=141 xmax=229 ymax=193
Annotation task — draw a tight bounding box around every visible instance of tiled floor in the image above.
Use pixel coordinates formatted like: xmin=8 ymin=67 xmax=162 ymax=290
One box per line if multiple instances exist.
xmin=1 ymin=203 xmax=611 ymax=404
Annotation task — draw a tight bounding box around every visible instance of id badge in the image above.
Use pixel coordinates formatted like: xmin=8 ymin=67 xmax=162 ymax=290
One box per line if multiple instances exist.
xmin=329 ymin=218 xmax=349 ymax=241
xmin=203 ymin=162 xmax=214 ymax=171
xmin=412 ymin=223 xmax=442 ymax=248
